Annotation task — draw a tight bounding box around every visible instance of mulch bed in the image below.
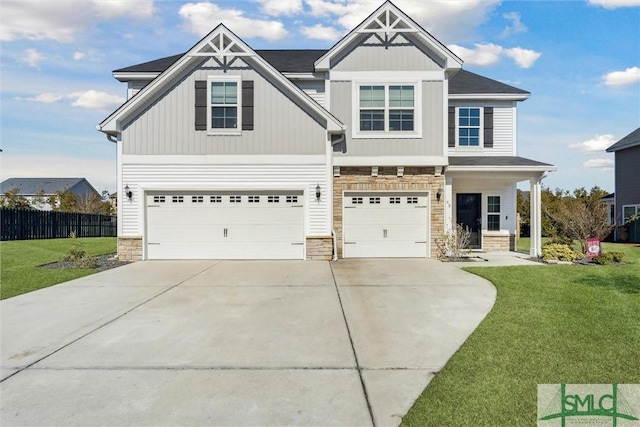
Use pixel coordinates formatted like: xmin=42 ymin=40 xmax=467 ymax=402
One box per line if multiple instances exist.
xmin=40 ymin=254 xmax=131 ymax=272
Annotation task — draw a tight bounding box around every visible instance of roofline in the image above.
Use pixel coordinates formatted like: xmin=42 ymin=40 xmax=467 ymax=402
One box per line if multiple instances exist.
xmin=113 ymin=72 xmax=160 ymax=82
xmin=314 ymin=1 xmax=462 ymax=72
xmin=99 ymin=24 xmax=345 ymax=135
xmin=447 ymin=165 xmax=557 ymax=172
xmin=606 ymin=141 xmax=640 ymax=152
xmin=449 ymin=93 xmax=530 ymax=101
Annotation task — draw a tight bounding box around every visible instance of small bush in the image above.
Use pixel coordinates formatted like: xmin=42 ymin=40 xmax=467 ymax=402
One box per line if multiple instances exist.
xmin=69 ymin=230 xmax=78 ymax=239
xmin=542 ymin=243 xmax=581 ymax=262
xmin=592 ymin=251 xmax=625 ymax=265
xmin=610 ymin=251 xmax=625 ymax=263
xmin=65 ymin=242 xmax=96 ymax=269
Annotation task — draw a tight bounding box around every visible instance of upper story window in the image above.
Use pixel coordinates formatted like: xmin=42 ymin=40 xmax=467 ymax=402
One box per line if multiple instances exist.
xmin=355 ymin=82 xmax=420 ymax=138
xmin=207 ymin=76 xmax=241 ymax=134
xmin=458 ymin=108 xmax=481 ymax=146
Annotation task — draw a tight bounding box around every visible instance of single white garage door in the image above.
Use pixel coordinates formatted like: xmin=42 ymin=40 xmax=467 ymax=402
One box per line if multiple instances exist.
xmin=146 ymin=191 xmax=304 ymax=260
xmin=343 ymin=192 xmax=428 ymax=258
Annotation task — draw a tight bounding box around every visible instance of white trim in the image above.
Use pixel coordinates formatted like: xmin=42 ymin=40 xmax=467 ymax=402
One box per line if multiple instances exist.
xmin=283 ymin=73 xmax=325 ymax=80
xmin=334 ymin=155 xmax=448 ymax=167
xmin=447 ymin=165 xmax=556 ymax=173
xmin=113 ymin=72 xmax=160 ymax=82
xmin=206 ymin=75 xmax=242 ymax=136
xmin=330 ymin=70 xmax=443 ymax=81
xmin=117 ymin=137 xmax=124 ymax=237
xmin=442 ymin=73 xmax=449 ymax=156
xmin=448 ymin=94 xmax=530 ymax=101
xmin=455 ymin=106 xmax=483 ymax=148
xmin=511 ymin=101 xmax=518 ymax=156
xmin=351 ymin=81 xmax=423 ymax=139
xmin=122 ymin=154 xmax=327 ymax=165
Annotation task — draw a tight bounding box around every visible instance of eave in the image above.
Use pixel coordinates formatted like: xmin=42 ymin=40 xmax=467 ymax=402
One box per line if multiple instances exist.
xmin=113 ymin=72 xmax=160 ymax=82
xmin=448 ymin=93 xmax=530 ymax=101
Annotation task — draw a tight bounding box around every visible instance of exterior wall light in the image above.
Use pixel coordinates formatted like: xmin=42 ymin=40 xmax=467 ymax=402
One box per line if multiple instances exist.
xmin=436 ymin=186 xmax=443 ymax=202
xmin=315 ymin=184 xmax=321 ymax=201
xmin=124 ymin=184 xmax=133 ymax=200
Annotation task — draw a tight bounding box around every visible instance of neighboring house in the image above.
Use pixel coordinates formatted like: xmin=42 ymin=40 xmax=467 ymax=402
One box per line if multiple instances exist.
xmin=98 ymin=1 xmax=555 ymax=261
xmin=109 ymin=192 xmax=118 ymax=215
xmin=0 ymin=177 xmax=100 ymax=211
xmin=606 ymin=127 xmax=640 ymax=241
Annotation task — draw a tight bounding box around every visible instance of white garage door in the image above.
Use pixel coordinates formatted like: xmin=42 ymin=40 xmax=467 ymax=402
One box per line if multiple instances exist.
xmin=146 ymin=191 xmax=304 ymax=260
xmin=343 ymin=192 xmax=428 ymax=258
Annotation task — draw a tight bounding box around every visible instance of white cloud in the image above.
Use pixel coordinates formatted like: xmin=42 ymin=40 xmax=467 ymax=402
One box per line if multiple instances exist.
xmin=602 ymin=66 xmax=640 ymax=87
xmin=0 ymin=0 xmax=155 ymax=42
xmin=15 ymin=93 xmax=63 ymax=104
xmin=587 ymin=0 xmax=640 ymax=8
xmin=179 ymin=2 xmax=288 ymax=42
xmin=72 ymin=49 xmax=104 ymax=62
xmin=304 ymin=0 xmax=501 ymax=43
xmin=570 ymin=134 xmax=617 ymax=152
xmin=500 ymin=12 xmax=527 ymax=38
xmin=21 ymin=48 xmax=45 ymax=67
xmin=68 ymin=90 xmax=125 ymax=111
xmin=583 ymin=158 xmax=614 ymax=169
xmin=449 ymin=43 xmax=541 ymax=68
xmin=256 ymin=0 xmax=303 ymax=16
xmin=301 ymin=24 xmax=342 ymax=41
xmin=504 ymin=47 xmax=541 ymax=68
xmin=448 ymin=43 xmax=503 ymax=66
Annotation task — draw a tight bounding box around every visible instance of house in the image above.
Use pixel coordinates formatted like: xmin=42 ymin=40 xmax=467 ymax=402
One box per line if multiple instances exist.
xmin=0 ymin=177 xmax=101 ymax=211
xmin=606 ymin=127 xmax=640 ymax=242
xmin=98 ymin=1 xmax=555 ymax=261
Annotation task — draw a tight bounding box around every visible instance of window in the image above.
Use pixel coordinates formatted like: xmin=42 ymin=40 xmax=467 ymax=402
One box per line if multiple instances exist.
xmin=390 ymin=197 xmax=401 ymax=204
xmin=458 ymin=108 xmax=481 ymax=146
xmin=268 ymin=196 xmax=279 ymax=203
xmin=487 ymin=196 xmax=501 ymax=231
xmin=207 ymin=76 xmax=241 ymax=132
xmin=357 ymin=83 xmax=417 ymax=135
xmin=192 ymin=196 xmax=203 ymax=203
xmin=286 ymin=195 xmax=298 ymax=203
xmin=248 ymin=196 xmax=260 ymax=203
xmin=351 ymin=197 xmax=363 ymax=204
xmin=369 ymin=197 xmax=380 ymax=204
xmin=210 ymin=196 xmax=222 ymax=203
xmin=407 ymin=197 xmax=418 ymax=204
xmin=172 ymin=196 xmax=184 ymax=203
xmin=153 ymin=196 xmax=165 ymax=203
xmin=623 ymin=205 xmax=640 ymax=222
xmin=230 ymin=196 xmax=241 ymax=203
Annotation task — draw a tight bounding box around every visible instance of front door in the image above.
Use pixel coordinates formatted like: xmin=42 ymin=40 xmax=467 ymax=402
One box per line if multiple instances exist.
xmin=456 ymin=193 xmax=481 ymax=249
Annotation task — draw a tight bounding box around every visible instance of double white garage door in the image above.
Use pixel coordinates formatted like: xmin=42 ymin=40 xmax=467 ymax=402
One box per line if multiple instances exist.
xmin=146 ymin=191 xmax=304 ymax=260
xmin=145 ymin=191 xmax=429 ymax=259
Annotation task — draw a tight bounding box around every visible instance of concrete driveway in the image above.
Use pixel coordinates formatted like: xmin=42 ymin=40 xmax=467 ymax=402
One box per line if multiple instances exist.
xmin=1 ymin=259 xmax=495 ymax=426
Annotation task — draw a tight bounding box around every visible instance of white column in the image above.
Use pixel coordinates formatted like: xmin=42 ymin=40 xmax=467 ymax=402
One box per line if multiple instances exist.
xmin=529 ymin=176 xmax=542 ymax=257
xmin=445 ymin=175 xmax=453 ymax=233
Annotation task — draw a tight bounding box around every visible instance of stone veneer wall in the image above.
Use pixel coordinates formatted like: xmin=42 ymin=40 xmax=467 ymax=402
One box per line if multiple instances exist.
xmin=118 ymin=236 xmax=143 ymax=261
xmin=306 ymin=236 xmax=333 ymax=260
xmin=482 ymin=234 xmax=516 ymax=251
xmin=333 ymin=167 xmax=445 ymax=258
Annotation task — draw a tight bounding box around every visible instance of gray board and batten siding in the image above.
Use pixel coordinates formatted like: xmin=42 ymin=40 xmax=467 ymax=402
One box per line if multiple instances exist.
xmin=615 ymin=145 xmax=640 ymax=211
xmin=121 ymin=56 xmax=328 ymax=156
xmin=330 ymin=33 xmax=444 ymax=71
xmin=330 ymin=80 xmax=444 ymax=157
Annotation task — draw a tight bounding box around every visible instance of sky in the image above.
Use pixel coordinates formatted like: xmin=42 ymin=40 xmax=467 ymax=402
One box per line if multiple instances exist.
xmin=1 ymin=0 xmax=639 ymax=194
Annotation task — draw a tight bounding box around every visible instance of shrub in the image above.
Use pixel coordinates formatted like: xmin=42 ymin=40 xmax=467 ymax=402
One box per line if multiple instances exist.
xmin=610 ymin=251 xmax=625 ymax=263
xmin=437 ymin=224 xmax=472 ymax=259
xmin=65 ymin=242 xmax=96 ymax=269
xmin=593 ymin=251 xmax=625 ymax=265
xmin=542 ymin=243 xmax=581 ymax=262
xmin=549 ymin=235 xmax=573 ymax=246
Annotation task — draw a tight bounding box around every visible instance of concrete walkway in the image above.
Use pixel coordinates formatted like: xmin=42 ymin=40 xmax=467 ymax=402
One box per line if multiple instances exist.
xmin=1 ymin=259 xmax=496 ymax=426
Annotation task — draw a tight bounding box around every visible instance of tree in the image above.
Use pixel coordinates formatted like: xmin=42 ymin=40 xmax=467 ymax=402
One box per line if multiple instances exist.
xmin=542 ymin=186 xmax=614 ymax=252
xmin=0 ymin=188 xmax=33 ymax=209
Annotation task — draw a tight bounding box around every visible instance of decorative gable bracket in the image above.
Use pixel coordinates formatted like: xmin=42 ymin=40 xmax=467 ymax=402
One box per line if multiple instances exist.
xmin=358 ymin=7 xmax=418 ymax=41
xmin=189 ymin=32 xmax=255 ymax=62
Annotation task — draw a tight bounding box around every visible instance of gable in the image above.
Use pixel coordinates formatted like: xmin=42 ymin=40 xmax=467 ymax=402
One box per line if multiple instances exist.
xmin=330 ymin=32 xmax=444 ymax=72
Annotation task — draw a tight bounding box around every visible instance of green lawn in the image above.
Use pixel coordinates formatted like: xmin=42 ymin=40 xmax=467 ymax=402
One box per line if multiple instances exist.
xmin=0 ymin=238 xmax=117 ymax=300
xmin=402 ymin=241 xmax=640 ymax=426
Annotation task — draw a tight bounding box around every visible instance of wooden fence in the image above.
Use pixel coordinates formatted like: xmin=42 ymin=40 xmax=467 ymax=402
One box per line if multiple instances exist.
xmin=0 ymin=209 xmax=117 ymax=241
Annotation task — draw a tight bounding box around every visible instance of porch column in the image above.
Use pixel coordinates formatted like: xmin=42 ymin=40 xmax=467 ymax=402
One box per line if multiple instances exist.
xmin=529 ymin=175 xmax=543 ymax=257
xmin=445 ymin=175 xmax=453 ymax=232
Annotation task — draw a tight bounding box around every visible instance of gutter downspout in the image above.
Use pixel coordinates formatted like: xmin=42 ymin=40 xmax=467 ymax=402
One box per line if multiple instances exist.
xmin=332 ymin=229 xmax=338 ymax=261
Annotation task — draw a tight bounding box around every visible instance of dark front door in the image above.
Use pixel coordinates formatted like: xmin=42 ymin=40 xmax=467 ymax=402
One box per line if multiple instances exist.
xmin=456 ymin=193 xmax=481 ymax=248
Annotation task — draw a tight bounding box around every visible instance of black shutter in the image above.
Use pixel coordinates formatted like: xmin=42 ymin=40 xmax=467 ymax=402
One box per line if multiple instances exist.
xmin=484 ymin=107 xmax=494 ymax=148
xmin=195 ymin=80 xmax=207 ymax=131
xmin=242 ymin=80 xmax=254 ymax=131
xmin=448 ymin=106 xmax=455 ymax=147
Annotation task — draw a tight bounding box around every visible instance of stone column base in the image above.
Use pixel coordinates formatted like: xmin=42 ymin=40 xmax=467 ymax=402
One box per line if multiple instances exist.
xmin=306 ymin=236 xmax=333 ymax=261
xmin=117 ymin=236 xmax=143 ymax=261
xmin=482 ymin=234 xmax=516 ymax=251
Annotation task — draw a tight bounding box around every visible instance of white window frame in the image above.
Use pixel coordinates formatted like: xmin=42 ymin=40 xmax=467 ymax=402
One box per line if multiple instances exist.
xmin=352 ymin=80 xmax=422 ymax=139
xmin=622 ymin=204 xmax=640 ymax=223
xmin=207 ymin=75 xmax=242 ymax=136
xmin=456 ymin=106 xmax=484 ymax=149
xmin=487 ymin=195 xmax=501 ymax=231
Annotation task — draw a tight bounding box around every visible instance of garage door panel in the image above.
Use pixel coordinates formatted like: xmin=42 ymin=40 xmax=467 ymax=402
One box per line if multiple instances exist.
xmin=343 ymin=192 xmax=429 ymax=258
xmin=146 ymin=192 xmax=304 ymax=260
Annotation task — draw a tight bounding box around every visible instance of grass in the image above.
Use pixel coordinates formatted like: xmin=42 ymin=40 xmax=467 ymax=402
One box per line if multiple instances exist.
xmin=402 ymin=241 xmax=640 ymax=426
xmin=0 ymin=238 xmax=117 ymax=300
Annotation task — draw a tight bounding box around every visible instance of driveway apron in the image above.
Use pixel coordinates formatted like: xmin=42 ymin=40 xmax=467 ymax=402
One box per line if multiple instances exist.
xmin=1 ymin=259 xmax=495 ymax=426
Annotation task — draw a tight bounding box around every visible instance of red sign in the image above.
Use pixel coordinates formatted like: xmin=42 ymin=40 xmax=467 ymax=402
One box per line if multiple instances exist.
xmin=586 ymin=238 xmax=601 ymax=258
